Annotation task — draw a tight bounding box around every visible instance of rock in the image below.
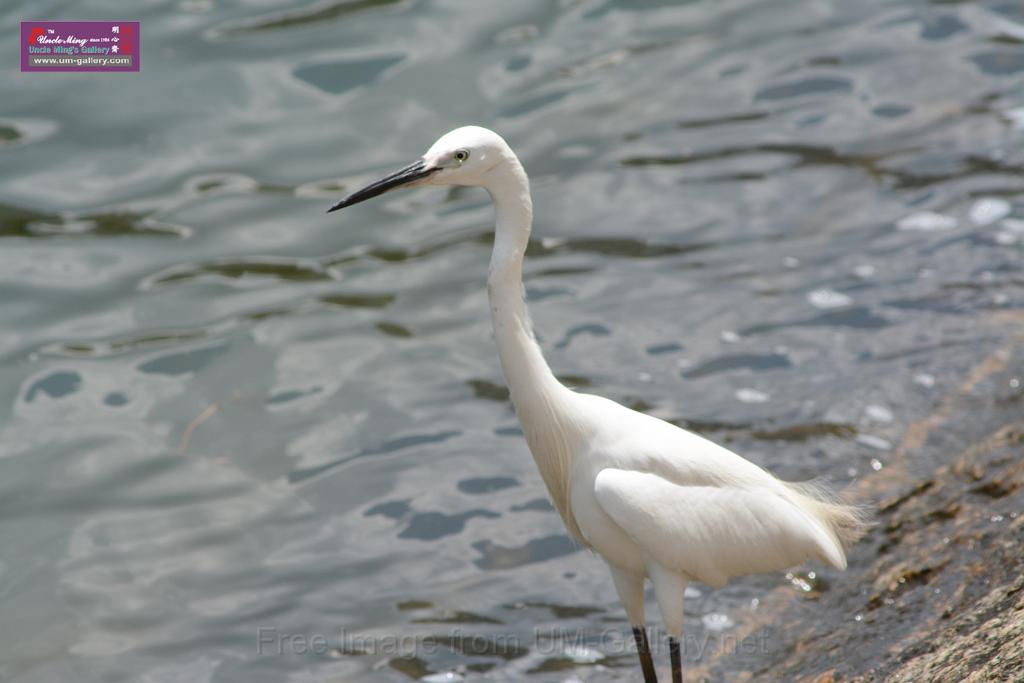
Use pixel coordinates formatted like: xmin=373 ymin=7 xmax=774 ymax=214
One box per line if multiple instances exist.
xmin=702 ymin=341 xmax=1024 ymax=682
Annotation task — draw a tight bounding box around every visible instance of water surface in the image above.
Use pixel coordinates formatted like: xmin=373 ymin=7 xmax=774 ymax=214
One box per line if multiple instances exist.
xmin=1 ymin=0 xmax=1022 ymax=681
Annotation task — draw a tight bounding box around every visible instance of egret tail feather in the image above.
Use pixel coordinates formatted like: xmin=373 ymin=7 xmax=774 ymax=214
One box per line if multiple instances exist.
xmin=785 ymin=480 xmax=872 ymax=561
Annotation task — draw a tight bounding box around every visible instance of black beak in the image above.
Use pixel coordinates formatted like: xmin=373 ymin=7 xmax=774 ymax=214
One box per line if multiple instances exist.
xmin=327 ymin=159 xmax=439 ymax=213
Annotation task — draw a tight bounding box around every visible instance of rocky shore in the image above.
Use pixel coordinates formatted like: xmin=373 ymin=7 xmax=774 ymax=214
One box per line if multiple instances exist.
xmin=700 ymin=313 xmax=1024 ymax=682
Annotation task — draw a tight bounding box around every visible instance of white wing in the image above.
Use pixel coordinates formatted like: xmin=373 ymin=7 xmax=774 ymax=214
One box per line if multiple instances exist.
xmin=593 ymin=468 xmax=844 ymax=587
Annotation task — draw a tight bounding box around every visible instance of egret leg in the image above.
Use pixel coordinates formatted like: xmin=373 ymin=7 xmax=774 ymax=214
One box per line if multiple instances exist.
xmin=669 ymin=636 xmax=683 ymax=683
xmin=607 ymin=567 xmax=656 ymax=682
xmin=631 ymin=626 xmax=658 ymax=683
xmin=646 ymin=562 xmax=687 ymax=683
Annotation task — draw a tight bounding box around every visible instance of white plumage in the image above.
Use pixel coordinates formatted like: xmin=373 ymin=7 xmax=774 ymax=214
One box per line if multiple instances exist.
xmin=329 ymin=125 xmax=868 ymax=683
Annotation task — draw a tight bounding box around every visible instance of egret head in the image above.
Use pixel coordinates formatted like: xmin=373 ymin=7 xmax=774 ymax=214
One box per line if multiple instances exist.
xmin=327 ymin=126 xmax=513 ymax=212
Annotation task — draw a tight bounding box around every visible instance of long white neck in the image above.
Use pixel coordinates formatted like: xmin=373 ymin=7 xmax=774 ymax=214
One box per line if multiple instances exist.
xmin=483 ymin=158 xmax=583 ymax=540
xmin=484 ymin=161 xmax=568 ymax=417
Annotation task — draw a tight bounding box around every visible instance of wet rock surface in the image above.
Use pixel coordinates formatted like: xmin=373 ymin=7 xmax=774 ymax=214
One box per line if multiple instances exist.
xmin=705 ymin=324 xmax=1024 ymax=683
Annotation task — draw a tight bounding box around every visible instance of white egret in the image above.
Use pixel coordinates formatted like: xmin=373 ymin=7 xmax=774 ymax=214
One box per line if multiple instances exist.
xmin=328 ymin=126 xmax=867 ymax=682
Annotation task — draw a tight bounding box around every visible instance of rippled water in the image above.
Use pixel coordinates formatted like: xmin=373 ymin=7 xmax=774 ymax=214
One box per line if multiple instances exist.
xmin=2 ymin=0 xmax=1022 ymax=681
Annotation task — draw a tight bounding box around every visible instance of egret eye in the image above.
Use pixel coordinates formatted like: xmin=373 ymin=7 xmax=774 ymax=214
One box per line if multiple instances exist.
xmin=453 ymin=149 xmax=470 ymax=164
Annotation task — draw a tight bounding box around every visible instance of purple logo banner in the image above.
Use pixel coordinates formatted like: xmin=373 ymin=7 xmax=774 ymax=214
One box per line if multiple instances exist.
xmin=21 ymin=21 xmax=140 ymax=72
